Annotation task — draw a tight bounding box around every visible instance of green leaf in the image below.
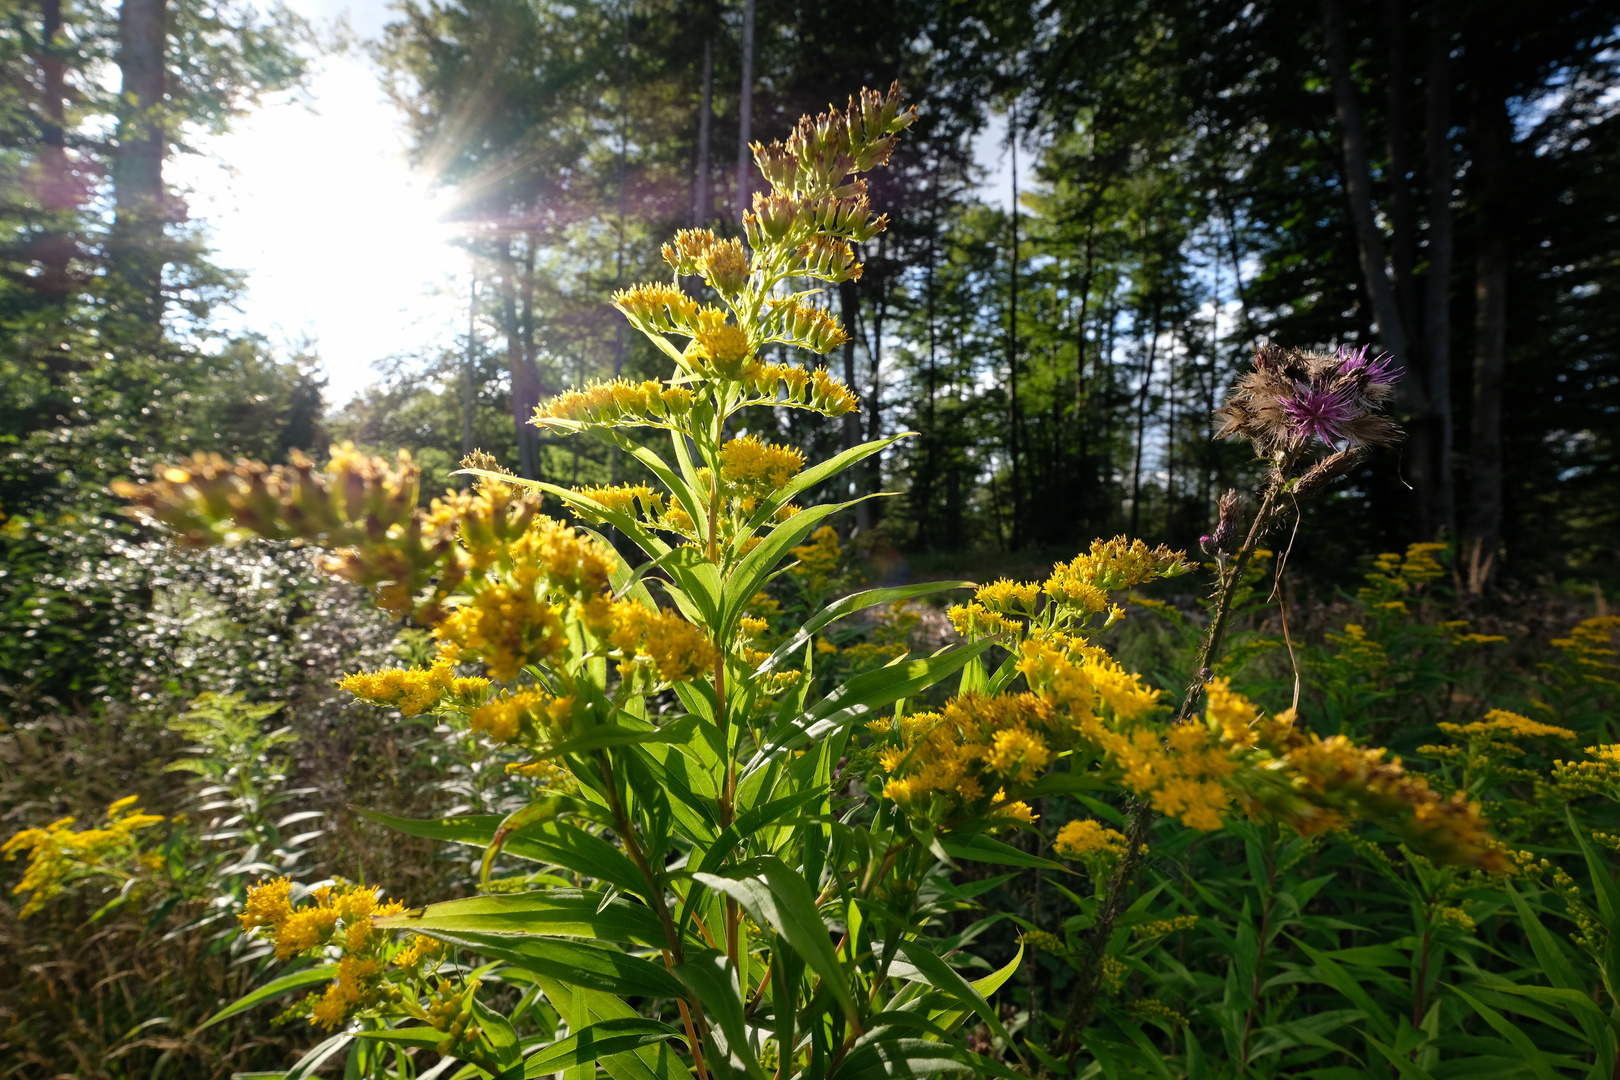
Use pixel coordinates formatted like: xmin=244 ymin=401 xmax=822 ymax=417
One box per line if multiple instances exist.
xmin=416 ymin=930 xmax=685 ymax=998
xmin=1451 ymin=986 xmax=1559 ymax=1080
xmin=893 ymin=942 xmax=1017 ymax=1051
xmin=694 ymin=855 xmax=858 ymax=1021
xmin=547 ymin=714 xmax=702 ymax=759
xmin=533 ymin=975 xmax=696 ymax=1080
xmin=354 ymin=1027 xmax=445 ymax=1049
xmin=833 ymin=1038 xmax=1024 ymax=1080
xmin=940 ymin=834 xmax=1066 ymax=871
xmin=751 ymin=434 xmax=908 ymax=530
xmin=917 ymin=944 xmax=1025 ymax=1036
xmin=751 ymin=581 xmax=974 ymax=678
xmin=373 ymin=889 xmax=669 ymax=947
xmin=522 ymin=1018 xmax=685 ymax=1078
xmin=354 ymin=809 xmax=644 ymax=894
xmin=197 ymin=966 xmax=332 ymax=1031
xmin=1292 ymin=940 xmax=1396 ymax=1042
xmin=744 ymin=642 xmax=991 ymax=776
xmin=674 ymin=951 xmax=770 ymax=1080
xmin=721 ymin=499 xmax=875 ymax=638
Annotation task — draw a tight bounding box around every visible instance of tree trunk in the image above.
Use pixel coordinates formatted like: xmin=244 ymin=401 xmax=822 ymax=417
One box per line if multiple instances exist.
xmin=113 ymin=0 xmax=168 ymax=321
xmin=1323 ymin=0 xmax=1438 ymax=538
xmin=463 ymin=275 xmax=477 ymax=474
xmin=1128 ymin=297 xmax=1161 ymax=539
xmin=1424 ymin=2 xmax=1457 ymax=538
xmin=1007 ymin=111 xmax=1022 ymax=549
xmin=34 ymin=0 xmax=75 ymax=304
xmin=694 ymin=35 xmax=712 ymax=224
xmin=499 ymin=236 xmax=541 ymax=479
xmin=1467 ymin=91 xmax=1510 ymax=592
xmin=734 ymin=0 xmax=755 ymax=222
xmin=1383 ymin=0 xmax=1417 ymax=328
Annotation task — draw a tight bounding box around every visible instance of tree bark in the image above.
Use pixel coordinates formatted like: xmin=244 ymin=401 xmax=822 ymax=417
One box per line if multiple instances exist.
xmin=734 ymin=0 xmax=755 ymax=223
xmin=1323 ymin=0 xmax=1438 ymax=538
xmin=34 ymin=0 xmax=76 ymax=304
xmin=113 ymin=0 xmax=168 ymax=320
xmin=1007 ymin=110 xmax=1022 ymax=548
xmin=1467 ymin=91 xmax=1510 ymax=592
xmin=1383 ymin=0 xmax=1418 ymax=328
xmin=499 ymin=236 xmax=541 ymax=479
xmin=1424 ymin=3 xmax=1457 ymax=537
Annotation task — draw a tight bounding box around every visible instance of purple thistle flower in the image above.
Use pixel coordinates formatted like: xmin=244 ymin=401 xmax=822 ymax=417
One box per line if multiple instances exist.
xmin=1338 ymin=344 xmax=1399 ymax=385
xmin=1280 ymin=380 xmax=1358 ymax=445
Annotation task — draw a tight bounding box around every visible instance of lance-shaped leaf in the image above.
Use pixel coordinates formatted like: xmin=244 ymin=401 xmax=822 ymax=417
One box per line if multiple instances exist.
xmin=410 ymin=930 xmax=685 ymax=999
xmin=374 ymin=889 xmax=669 ymax=948
xmin=751 ymin=581 xmax=974 ymax=678
xmin=694 ymin=856 xmax=857 ymax=1022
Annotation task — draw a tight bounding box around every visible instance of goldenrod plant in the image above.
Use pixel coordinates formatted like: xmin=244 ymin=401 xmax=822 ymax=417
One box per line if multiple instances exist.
xmin=111 ymin=86 xmax=1501 ymax=1079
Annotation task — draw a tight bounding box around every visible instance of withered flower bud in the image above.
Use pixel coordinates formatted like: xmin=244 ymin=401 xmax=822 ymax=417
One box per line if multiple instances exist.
xmin=1214 ymin=343 xmax=1403 ymax=454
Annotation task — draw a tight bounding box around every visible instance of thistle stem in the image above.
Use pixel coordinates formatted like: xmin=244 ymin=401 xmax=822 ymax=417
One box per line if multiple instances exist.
xmin=1056 ymin=479 xmax=1287 ymax=1072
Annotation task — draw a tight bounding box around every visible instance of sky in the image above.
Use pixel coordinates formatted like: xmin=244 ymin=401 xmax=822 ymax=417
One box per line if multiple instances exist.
xmin=178 ymin=0 xmax=1034 ymax=405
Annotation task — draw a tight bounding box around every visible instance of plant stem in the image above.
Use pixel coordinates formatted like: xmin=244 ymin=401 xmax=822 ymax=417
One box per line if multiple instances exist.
xmin=1056 ymin=481 xmax=1287 ymax=1073
xmin=1176 ymin=481 xmax=1282 ymax=721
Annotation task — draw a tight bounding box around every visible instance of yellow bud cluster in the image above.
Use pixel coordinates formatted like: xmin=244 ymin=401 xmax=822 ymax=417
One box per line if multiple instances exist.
xmin=1438 ymin=709 xmax=1575 ymax=742
xmin=1133 ymin=915 xmax=1198 ymax=939
xmin=607 ymin=603 xmax=720 ymax=683
xmin=975 ymin=579 xmax=1041 ymax=616
xmin=661 ymin=228 xmax=718 ymax=275
xmin=613 ymin=282 xmax=699 ymax=332
xmin=339 ymin=658 xmax=491 ymax=717
xmin=687 ymin=308 xmax=754 ymax=377
xmin=764 ymin=296 xmax=849 ymax=354
xmin=533 ymin=379 xmax=695 ymax=429
xmin=698 ymin=237 xmax=751 ymax=296
xmin=471 ymin=689 xmax=575 ymax=744
xmin=797 ymin=235 xmax=862 ymax=282
xmin=1047 ymin=537 xmax=1193 ymax=593
xmin=571 ymin=483 xmax=665 ymax=523
xmin=1552 ymin=615 xmax=1620 ymax=685
xmin=720 ymin=435 xmax=806 ymax=497
xmin=1053 ymin=819 xmax=1129 ymax=866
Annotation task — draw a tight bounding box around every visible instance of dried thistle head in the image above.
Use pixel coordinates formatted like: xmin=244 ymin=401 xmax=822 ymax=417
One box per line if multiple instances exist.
xmin=1214 ymin=343 xmax=1403 ymax=455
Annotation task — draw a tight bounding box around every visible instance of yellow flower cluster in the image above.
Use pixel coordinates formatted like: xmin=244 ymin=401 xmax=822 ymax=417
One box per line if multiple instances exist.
xmin=872 ymin=692 xmax=1048 ymax=821
xmin=1053 ymin=819 xmax=1129 ymax=869
xmin=1133 ymin=915 xmax=1198 ymax=940
xmin=612 ymin=282 xmax=699 ymax=332
xmin=732 ymin=363 xmax=860 ymax=416
xmin=432 ymin=516 xmax=617 ymax=681
xmin=339 ymin=658 xmax=491 ymax=717
xmin=2 ymin=797 xmax=165 ymax=917
xmin=1358 ymin=541 xmax=1449 ymax=605
xmin=687 ymin=308 xmax=754 ymax=378
xmin=947 ymin=539 xmax=1190 ymax=644
xmin=975 ymin=579 xmax=1041 ymax=617
xmin=470 ymin=689 xmax=576 ymax=744
xmin=1328 ymin=623 xmax=1388 ymax=670
xmin=606 ymin=602 xmax=721 ymax=683
xmin=1438 ymin=709 xmax=1575 ymax=743
xmin=240 ymin=878 xmax=438 ymax=1031
xmin=532 ymin=379 xmax=696 ymax=428
xmin=1205 ymin=677 xmax=1260 ymax=749
xmin=572 ymin=483 xmax=664 ymax=522
xmin=720 ymin=435 xmax=806 ymax=498
xmin=435 ymin=585 xmax=566 ymax=683
xmin=1552 ymin=615 xmax=1620 ymax=686
xmin=1049 ymin=536 xmax=1194 ymax=593
xmin=239 ymin=878 xmax=406 ymax=963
